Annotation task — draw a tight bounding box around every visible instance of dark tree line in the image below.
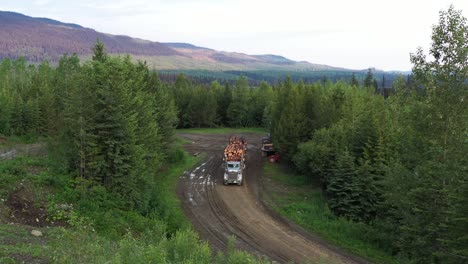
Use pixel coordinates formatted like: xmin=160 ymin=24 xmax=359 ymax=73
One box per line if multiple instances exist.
xmin=160 ymin=69 xmax=403 ymax=89
xmin=171 ymin=75 xmax=273 ymax=128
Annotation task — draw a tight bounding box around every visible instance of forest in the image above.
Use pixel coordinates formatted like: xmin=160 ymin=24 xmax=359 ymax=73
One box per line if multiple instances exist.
xmin=0 ymin=5 xmax=466 ymax=264
xmin=158 ymin=68 xmax=403 ymax=88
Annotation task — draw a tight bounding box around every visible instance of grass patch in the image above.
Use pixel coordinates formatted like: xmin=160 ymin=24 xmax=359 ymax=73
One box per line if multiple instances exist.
xmin=263 ymin=162 xmax=313 ymax=187
xmin=0 ymin=135 xmax=42 ymax=150
xmin=152 ymin=151 xmax=201 ymax=233
xmin=176 ymin=127 xmax=267 ymax=135
xmin=0 ymin=143 xmax=268 ymax=263
xmin=0 ymin=156 xmax=55 ymax=203
xmin=262 ymin=162 xmax=398 ymax=264
xmin=0 ymin=224 xmax=49 ymax=263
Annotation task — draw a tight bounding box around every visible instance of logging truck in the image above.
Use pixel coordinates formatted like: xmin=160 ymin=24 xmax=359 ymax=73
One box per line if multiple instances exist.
xmin=261 ymin=136 xmax=280 ymax=162
xmin=223 ymin=136 xmax=247 ymax=185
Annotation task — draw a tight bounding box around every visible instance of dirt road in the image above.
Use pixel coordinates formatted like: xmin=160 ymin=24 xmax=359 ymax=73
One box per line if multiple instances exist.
xmin=0 ymin=143 xmax=45 ymax=160
xmin=177 ymin=133 xmax=369 ymax=264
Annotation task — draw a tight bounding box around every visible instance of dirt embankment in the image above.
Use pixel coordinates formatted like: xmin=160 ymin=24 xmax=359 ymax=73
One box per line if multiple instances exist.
xmin=0 ymin=142 xmax=64 ymax=228
xmin=177 ymin=133 xmax=370 ymax=264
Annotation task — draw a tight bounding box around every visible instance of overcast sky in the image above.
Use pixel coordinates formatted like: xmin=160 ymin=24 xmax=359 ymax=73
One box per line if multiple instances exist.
xmin=1 ymin=0 xmax=466 ymax=71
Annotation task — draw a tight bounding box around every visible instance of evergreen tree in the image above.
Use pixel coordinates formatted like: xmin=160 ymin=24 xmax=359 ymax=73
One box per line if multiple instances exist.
xmin=173 ymin=74 xmax=192 ymax=128
xmin=270 ymin=76 xmax=293 ymax=140
xmin=447 ymin=177 xmax=468 ymax=260
xmin=251 ymin=81 xmax=272 ymax=127
xmin=184 ymin=86 xmax=217 ymax=127
xmin=227 ymin=76 xmax=251 ymax=127
xmin=274 ymin=86 xmax=308 ymax=160
xmin=92 ymin=39 xmax=108 ymax=62
xmin=218 ymin=83 xmax=232 ymax=126
xmin=393 ymin=5 xmax=468 ymax=261
xmin=381 ymin=74 xmax=386 ymax=93
xmin=148 ymin=72 xmax=178 ymax=155
xmin=10 ymin=93 xmax=25 ymax=135
xmin=327 ymin=150 xmax=360 ymax=220
xmin=372 ymin=79 xmax=378 ymax=90
xmin=56 ymin=42 xmax=167 ymax=211
xmin=52 ymin=54 xmax=81 ymax=132
xmin=364 ymin=68 xmax=375 ymax=88
xmin=350 ymin=73 xmax=359 ymax=87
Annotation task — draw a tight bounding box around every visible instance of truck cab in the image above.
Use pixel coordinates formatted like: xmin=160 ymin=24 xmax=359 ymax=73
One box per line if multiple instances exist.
xmin=224 ymin=160 xmax=244 ymax=185
xmin=261 ymin=137 xmax=275 ymax=157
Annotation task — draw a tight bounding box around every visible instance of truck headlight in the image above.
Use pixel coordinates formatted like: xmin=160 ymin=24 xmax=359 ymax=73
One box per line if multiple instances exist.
xmin=224 ymin=174 xmax=228 ymax=180
xmin=237 ymin=174 xmax=242 ymax=180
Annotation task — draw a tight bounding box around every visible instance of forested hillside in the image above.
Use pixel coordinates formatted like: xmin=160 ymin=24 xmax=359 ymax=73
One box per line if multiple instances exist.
xmin=0 ymin=11 xmax=178 ymax=62
xmin=0 ymin=10 xmax=342 ymax=72
xmin=0 ymin=5 xmax=466 ymax=264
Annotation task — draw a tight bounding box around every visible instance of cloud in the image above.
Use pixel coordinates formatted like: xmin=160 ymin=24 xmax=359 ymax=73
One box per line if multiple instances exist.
xmin=2 ymin=0 xmax=467 ymax=71
xmin=33 ymin=0 xmax=51 ymax=6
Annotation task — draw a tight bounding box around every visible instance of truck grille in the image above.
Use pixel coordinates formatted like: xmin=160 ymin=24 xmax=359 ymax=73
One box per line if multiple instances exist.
xmin=228 ymin=172 xmax=238 ymax=181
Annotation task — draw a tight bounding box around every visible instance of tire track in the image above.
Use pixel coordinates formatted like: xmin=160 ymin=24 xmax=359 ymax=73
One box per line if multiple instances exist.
xmin=177 ymin=133 xmax=370 ymax=264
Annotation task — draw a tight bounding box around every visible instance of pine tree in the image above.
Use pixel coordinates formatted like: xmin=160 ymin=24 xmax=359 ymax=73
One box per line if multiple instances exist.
xmin=350 ymin=73 xmax=359 ymax=87
xmin=400 ymin=5 xmax=468 ymax=261
xmin=373 ymin=79 xmax=378 ymax=90
xmin=356 ymin=139 xmax=386 ymax=222
xmin=92 ymin=39 xmax=108 ymax=62
xmin=23 ymin=98 xmax=40 ymax=134
xmin=381 ymin=74 xmax=386 ymax=94
xmin=173 ymin=74 xmax=192 ymax=128
xmin=184 ymin=86 xmax=217 ymax=127
xmin=10 ymin=93 xmax=25 ymax=135
xmin=270 ymin=76 xmax=293 ymax=140
xmin=51 ymin=54 xmax=81 ymax=137
xmin=446 ymin=177 xmax=468 ymax=261
xmin=364 ymin=68 xmax=375 ymax=88
xmin=218 ymin=83 xmax=232 ymax=126
xmin=327 ymin=150 xmax=360 ymax=220
xmin=251 ymin=81 xmax=272 ymax=127
xmin=227 ymin=76 xmax=251 ymax=127
xmin=0 ymin=94 xmax=12 ymax=135
xmin=0 ymin=60 xmax=13 ymax=135
xmin=148 ymin=72 xmax=178 ymax=155
xmin=274 ymin=86 xmax=308 ymax=160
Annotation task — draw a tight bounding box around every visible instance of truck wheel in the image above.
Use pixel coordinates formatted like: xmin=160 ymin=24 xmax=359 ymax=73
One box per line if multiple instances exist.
xmin=223 ymin=180 xmax=227 ymax=185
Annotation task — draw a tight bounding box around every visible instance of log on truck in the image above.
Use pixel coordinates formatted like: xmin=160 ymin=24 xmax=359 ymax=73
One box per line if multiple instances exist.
xmin=223 ymin=136 xmax=246 ymax=185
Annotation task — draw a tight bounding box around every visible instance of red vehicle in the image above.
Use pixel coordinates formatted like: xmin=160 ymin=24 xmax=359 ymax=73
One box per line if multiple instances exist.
xmin=261 ymin=136 xmax=280 ymax=163
xmin=268 ymin=152 xmax=280 ymax=163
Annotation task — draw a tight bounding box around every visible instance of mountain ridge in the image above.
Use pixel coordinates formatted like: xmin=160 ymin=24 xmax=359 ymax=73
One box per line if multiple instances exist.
xmin=0 ymin=10 xmax=351 ymax=71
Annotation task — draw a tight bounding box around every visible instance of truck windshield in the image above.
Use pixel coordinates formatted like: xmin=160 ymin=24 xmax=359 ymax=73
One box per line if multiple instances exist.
xmin=227 ymin=163 xmax=240 ymax=169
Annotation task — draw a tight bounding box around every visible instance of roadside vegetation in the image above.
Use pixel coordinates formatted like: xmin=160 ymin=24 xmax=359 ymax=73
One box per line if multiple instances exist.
xmin=0 ymin=41 xmax=267 ymax=262
xmin=263 ymin=6 xmax=467 ymax=263
xmin=262 ymin=162 xmax=397 ymax=264
xmin=0 ymin=142 xmax=267 ymax=263
xmin=0 ymin=5 xmax=465 ymax=264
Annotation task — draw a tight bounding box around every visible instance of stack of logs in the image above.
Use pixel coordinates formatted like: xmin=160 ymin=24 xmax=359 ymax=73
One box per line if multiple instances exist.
xmin=224 ymin=136 xmax=247 ymax=161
